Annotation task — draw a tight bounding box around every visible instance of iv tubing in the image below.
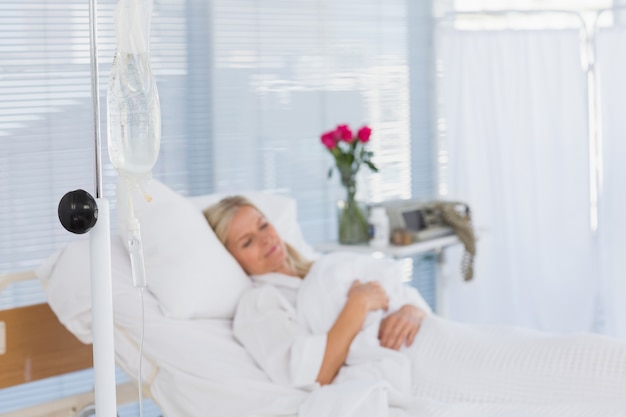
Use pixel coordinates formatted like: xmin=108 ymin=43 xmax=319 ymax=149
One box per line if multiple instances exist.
xmin=138 ymin=287 xmax=146 ymax=417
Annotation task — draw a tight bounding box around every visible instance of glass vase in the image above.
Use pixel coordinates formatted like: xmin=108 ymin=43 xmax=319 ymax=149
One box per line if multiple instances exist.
xmin=338 ymin=182 xmax=369 ymax=245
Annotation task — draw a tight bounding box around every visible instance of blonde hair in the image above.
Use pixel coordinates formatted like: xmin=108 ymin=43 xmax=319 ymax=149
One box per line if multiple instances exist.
xmin=203 ymin=196 xmax=313 ymax=278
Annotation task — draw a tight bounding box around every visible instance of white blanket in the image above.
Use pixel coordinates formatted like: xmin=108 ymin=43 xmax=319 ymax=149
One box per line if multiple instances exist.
xmin=295 ymin=253 xmax=626 ymax=417
xmin=298 ymin=316 xmax=626 ymax=417
xmin=297 ymin=252 xmax=430 ymax=394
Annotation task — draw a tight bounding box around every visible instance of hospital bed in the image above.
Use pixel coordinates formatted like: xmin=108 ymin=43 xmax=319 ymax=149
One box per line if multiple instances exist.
xmin=0 ymin=181 xmax=315 ymax=417
xmin=2 ymin=180 xmax=626 ymax=417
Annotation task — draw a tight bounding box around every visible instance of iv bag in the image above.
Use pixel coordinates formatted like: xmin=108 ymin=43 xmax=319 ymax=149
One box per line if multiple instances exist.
xmin=107 ymin=0 xmax=161 ymax=290
xmin=107 ymin=0 xmax=161 ymax=179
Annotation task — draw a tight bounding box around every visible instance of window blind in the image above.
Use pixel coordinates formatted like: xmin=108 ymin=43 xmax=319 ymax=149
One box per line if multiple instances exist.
xmin=448 ymin=0 xmax=613 ymax=11
xmin=0 ymin=0 xmax=204 ymax=415
xmin=211 ymin=0 xmax=436 ymax=307
xmin=0 ymin=0 xmax=197 ymax=282
xmin=212 ymin=0 xmax=414 ymax=245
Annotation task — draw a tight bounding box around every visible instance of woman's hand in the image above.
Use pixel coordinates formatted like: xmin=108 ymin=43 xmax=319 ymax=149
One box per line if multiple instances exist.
xmin=378 ymin=304 xmax=427 ymax=350
xmin=317 ymin=280 xmax=389 ymax=385
xmin=347 ymin=280 xmax=389 ymax=312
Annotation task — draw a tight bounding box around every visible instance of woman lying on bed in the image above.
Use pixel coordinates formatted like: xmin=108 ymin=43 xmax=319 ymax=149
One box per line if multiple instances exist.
xmin=204 ymin=196 xmax=626 ymax=410
xmin=205 ymin=196 xmax=429 ymax=392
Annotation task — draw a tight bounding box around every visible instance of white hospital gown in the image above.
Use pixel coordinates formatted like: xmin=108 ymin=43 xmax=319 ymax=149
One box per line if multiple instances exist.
xmin=233 ymin=272 xmax=326 ymax=389
xmin=232 ymin=252 xmax=431 ymax=392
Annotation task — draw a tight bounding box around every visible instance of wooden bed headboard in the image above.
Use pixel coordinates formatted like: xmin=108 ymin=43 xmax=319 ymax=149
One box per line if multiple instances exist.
xmin=0 ymin=303 xmax=93 ymax=389
xmin=0 ymin=273 xmax=142 ymax=417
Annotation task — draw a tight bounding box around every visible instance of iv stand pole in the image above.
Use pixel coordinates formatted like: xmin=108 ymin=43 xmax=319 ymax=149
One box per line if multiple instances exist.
xmin=88 ymin=0 xmax=118 ymax=414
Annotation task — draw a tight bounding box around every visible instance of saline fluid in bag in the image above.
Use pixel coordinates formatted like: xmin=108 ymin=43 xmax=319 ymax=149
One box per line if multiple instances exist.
xmin=107 ymin=0 xmax=160 ymax=178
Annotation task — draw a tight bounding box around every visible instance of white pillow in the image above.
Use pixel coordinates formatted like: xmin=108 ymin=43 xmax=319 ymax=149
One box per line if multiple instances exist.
xmin=117 ymin=179 xmax=316 ymax=319
xmin=117 ymin=179 xmax=248 ymax=319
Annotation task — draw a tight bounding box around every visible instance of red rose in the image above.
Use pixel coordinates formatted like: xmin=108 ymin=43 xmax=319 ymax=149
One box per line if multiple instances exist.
xmin=357 ymin=126 xmax=372 ymax=143
xmin=320 ymin=123 xmax=378 ymax=178
xmin=335 ymin=124 xmax=354 ymax=142
xmin=321 ymin=131 xmax=336 ymax=149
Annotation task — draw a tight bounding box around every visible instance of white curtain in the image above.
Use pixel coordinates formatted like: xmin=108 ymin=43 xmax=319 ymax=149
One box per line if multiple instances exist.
xmin=597 ymin=26 xmax=626 ymax=339
xmin=438 ymin=29 xmax=598 ymax=333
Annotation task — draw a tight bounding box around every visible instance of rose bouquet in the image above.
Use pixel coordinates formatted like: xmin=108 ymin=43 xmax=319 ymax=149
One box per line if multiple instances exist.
xmin=320 ymin=124 xmax=378 ymax=244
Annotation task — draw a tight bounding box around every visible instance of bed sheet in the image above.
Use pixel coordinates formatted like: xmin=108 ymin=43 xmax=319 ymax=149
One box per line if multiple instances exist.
xmin=39 ymin=239 xmax=309 ymax=416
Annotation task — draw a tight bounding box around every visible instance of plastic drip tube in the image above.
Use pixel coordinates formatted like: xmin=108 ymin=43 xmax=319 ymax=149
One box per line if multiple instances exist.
xmin=127 ymin=216 xmax=147 ymax=288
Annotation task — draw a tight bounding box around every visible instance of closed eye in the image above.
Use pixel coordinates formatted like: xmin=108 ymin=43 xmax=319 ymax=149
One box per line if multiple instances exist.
xmin=242 ymin=237 xmax=253 ymax=248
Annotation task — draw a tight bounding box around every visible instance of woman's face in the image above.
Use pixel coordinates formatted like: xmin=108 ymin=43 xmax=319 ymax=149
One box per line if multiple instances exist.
xmin=225 ymin=205 xmax=290 ymax=276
